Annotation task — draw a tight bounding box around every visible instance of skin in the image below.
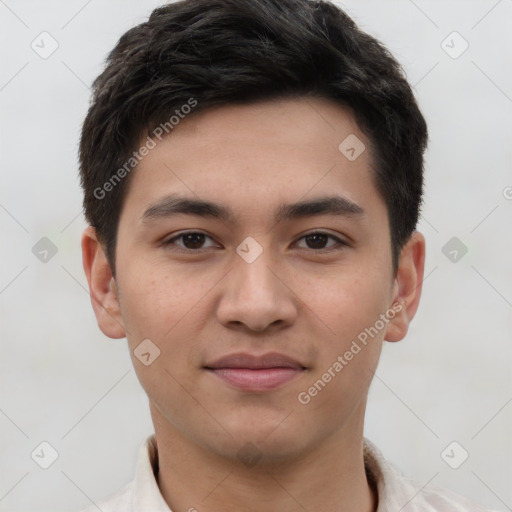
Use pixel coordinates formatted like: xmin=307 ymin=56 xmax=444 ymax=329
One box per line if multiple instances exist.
xmin=82 ymin=97 xmax=425 ymax=512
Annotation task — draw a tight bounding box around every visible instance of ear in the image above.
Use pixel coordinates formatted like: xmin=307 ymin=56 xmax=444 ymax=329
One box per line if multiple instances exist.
xmin=384 ymin=231 xmax=426 ymax=343
xmin=81 ymin=226 xmax=126 ymax=339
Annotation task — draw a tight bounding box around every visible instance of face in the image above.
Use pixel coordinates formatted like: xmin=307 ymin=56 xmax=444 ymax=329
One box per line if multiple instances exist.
xmin=83 ymin=97 xmax=425 ymax=463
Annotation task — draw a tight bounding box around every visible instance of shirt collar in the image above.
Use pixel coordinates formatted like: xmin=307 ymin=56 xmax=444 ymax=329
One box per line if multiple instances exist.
xmin=133 ymin=434 xmax=400 ymax=512
xmin=363 ymin=437 xmax=409 ymax=511
xmin=132 ymin=435 xmax=171 ymax=512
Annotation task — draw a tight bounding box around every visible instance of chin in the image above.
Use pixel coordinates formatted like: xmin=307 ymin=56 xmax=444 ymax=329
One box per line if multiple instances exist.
xmin=221 ymin=422 xmax=312 ymax=463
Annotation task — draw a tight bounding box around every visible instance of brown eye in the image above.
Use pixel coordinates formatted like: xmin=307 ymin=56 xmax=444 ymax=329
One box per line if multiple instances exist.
xmin=295 ymin=232 xmax=347 ymax=251
xmin=304 ymin=233 xmax=329 ymax=249
xmin=162 ymin=231 xmax=218 ymax=251
xmin=180 ymin=233 xmax=206 ymax=249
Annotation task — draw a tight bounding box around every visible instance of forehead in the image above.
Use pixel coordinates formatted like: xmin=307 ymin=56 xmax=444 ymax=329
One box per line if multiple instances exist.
xmin=121 ymin=97 xmax=383 ymax=224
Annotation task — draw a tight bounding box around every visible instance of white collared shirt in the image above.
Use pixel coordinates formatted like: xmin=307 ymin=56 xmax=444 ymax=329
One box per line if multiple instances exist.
xmin=79 ymin=435 xmax=498 ymax=512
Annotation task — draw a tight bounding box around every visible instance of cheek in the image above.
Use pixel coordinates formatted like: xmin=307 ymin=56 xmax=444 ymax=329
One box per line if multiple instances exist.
xmin=117 ymin=258 xmax=212 ymax=386
xmin=118 ymin=268 xmax=203 ymax=414
xmin=298 ymin=266 xmax=390 ymax=398
xmin=296 ymin=282 xmax=385 ymax=426
xmin=117 ymin=258 xmax=204 ymax=340
xmin=305 ymin=265 xmax=392 ymax=344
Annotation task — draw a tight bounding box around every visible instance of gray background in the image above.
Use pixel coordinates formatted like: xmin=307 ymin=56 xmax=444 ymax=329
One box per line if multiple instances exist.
xmin=0 ymin=0 xmax=511 ymax=511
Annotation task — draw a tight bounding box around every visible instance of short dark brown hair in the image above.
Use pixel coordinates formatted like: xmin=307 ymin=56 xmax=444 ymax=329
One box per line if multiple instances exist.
xmin=79 ymin=0 xmax=428 ymax=275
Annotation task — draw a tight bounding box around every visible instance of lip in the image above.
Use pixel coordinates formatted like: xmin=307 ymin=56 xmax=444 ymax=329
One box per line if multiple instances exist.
xmin=205 ymin=352 xmax=305 ymax=370
xmin=204 ymin=352 xmax=306 ymax=391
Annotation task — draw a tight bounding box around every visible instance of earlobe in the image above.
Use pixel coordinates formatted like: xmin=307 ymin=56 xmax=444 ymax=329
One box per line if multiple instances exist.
xmin=81 ymin=226 xmax=126 ymax=339
xmin=384 ymin=231 xmax=426 ymax=343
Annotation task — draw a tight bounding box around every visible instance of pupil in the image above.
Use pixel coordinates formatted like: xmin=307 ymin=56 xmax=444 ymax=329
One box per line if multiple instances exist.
xmin=183 ymin=233 xmax=204 ymax=249
xmin=306 ymin=234 xmax=327 ymax=249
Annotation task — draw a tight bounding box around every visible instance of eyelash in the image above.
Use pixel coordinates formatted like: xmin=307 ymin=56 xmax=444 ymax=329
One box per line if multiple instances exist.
xmin=161 ymin=230 xmax=348 ymax=253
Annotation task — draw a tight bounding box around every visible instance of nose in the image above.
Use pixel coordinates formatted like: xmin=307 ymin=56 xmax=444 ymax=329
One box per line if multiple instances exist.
xmin=215 ymin=249 xmax=297 ymax=333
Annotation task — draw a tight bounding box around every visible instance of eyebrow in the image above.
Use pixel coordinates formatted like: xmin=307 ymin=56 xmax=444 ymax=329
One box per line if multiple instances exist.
xmin=141 ymin=193 xmax=365 ymax=225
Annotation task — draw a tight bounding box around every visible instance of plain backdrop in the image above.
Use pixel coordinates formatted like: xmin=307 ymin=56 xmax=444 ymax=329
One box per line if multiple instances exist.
xmin=0 ymin=1 xmax=511 ymax=511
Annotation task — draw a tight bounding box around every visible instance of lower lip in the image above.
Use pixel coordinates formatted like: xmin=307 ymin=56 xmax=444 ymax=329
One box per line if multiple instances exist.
xmin=206 ymin=367 xmax=304 ymax=391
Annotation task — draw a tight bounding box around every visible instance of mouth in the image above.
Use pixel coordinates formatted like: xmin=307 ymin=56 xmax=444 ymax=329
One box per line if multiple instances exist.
xmin=203 ymin=352 xmax=307 ymax=392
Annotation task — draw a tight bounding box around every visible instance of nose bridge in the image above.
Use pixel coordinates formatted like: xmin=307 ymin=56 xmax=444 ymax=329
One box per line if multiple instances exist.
xmin=216 ymin=240 xmax=296 ymax=331
xmin=231 ymin=240 xmax=281 ymax=302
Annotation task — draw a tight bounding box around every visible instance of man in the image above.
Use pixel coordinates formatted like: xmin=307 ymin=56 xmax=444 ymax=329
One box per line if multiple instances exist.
xmin=79 ymin=0 xmax=498 ymax=510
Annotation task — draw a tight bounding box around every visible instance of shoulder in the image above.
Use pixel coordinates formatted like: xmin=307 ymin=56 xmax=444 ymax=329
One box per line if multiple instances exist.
xmin=363 ymin=438 xmax=499 ymax=512
xmin=394 ymin=474 xmax=499 ymax=512
xmin=77 ymin=480 xmax=134 ymax=512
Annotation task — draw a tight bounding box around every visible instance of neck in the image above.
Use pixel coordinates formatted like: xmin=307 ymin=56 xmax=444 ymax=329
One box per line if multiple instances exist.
xmin=151 ymin=402 xmax=377 ymax=512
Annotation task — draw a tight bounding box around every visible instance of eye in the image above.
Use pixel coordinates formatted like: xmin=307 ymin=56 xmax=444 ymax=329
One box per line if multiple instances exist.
xmin=294 ymin=231 xmax=348 ymax=252
xmin=162 ymin=231 xmax=218 ymax=252
xmin=161 ymin=230 xmax=348 ymax=253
